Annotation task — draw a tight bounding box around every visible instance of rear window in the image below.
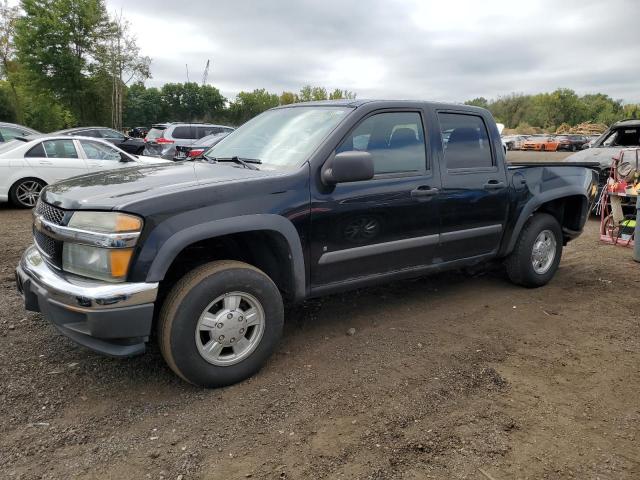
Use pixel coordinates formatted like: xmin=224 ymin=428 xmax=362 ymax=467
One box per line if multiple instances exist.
xmin=197 ymin=126 xmax=221 ymax=137
xmin=172 ymin=126 xmax=196 ymax=139
xmin=146 ymin=127 xmax=166 ymax=140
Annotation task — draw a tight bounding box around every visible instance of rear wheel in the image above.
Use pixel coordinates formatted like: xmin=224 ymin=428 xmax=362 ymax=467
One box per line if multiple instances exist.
xmin=158 ymin=260 xmax=284 ymax=387
xmin=505 ymin=213 xmax=562 ymax=287
xmin=10 ymin=178 xmax=45 ymax=208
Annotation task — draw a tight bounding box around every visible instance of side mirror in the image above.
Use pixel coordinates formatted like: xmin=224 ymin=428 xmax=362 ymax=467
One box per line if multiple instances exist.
xmin=322 ymin=151 xmax=374 ymax=185
xmin=119 ymin=152 xmax=132 ymax=162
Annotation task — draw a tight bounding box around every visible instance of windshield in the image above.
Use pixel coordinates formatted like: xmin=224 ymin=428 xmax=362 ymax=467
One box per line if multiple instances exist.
xmin=204 ymin=106 xmax=352 ymax=169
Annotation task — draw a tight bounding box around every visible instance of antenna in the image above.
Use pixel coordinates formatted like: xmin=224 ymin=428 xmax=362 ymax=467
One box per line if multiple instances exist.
xmin=201 ymin=59 xmax=210 ymax=85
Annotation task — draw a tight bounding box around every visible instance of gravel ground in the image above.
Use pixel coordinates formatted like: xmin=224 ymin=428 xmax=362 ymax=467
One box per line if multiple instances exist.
xmin=1 ymin=155 xmax=639 ymax=479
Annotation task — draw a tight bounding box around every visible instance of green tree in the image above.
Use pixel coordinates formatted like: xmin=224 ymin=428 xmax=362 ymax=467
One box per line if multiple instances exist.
xmin=0 ymin=0 xmax=22 ymax=121
xmin=15 ymin=0 xmax=113 ymax=125
xmin=464 ymin=97 xmax=489 ymax=109
xmin=229 ymin=88 xmax=279 ymax=124
xmin=329 ymin=88 xmax=356 ymax=100
xmin=279 ymin=91 xmax=298 ymax=105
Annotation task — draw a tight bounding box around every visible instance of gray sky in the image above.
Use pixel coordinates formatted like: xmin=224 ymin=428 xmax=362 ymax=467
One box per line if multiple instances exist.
xmin=105 ymin=0 xmax=640 ymax=103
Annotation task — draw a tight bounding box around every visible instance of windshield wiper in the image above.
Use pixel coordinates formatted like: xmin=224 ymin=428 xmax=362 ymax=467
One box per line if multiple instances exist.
xmin=206 ymin=156 xmax=262 ymax=170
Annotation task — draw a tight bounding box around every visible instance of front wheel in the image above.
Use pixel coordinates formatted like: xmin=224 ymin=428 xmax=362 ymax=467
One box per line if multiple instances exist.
xmin=158 ymin=260 xmax=284 ymax=387
xmin=505 ymin=213 xmax=562 ymax=287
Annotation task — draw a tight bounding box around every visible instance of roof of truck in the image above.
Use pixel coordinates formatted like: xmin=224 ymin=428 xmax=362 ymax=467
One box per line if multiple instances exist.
xmin=276 ymin=99 xmax=486 ymax=112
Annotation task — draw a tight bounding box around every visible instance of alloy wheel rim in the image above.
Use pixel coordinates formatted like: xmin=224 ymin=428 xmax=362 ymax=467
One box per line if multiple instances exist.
xmin=531 ymin=229 xmax=556 ymax=274
xmin=16 ymin=181 xmax=43 ymax=207
xmin=195 ymin=291 xmax=265 ymax=366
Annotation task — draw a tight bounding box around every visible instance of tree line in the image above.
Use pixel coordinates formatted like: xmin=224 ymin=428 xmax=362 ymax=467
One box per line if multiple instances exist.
xmin=124 ymin=84 xmax=356 ymax=128
xmin=466 ymin=89 xmax=640 ymax=133
xmin=1 ymin=1 xmax=638 ymax=133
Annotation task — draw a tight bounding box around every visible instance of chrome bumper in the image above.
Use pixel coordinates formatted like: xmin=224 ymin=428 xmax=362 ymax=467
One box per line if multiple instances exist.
xmin=16 ymin=245 xmax=159 ymax=357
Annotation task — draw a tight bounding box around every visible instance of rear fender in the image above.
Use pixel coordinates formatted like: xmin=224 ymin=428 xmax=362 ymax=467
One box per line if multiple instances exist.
xmin=502 ymin=186 xmax=590 ymax=256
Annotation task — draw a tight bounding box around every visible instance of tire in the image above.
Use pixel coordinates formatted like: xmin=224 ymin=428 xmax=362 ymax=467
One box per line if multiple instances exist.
xmin=136 ymin=147 xmax=145 ymax=155
xmin=505 ymin=213 xmax=562 ymax=288
xmin=158 ymin=260 xmax=284 ymax=387
xmin=9 ymin=178 xmax=46 ymax=208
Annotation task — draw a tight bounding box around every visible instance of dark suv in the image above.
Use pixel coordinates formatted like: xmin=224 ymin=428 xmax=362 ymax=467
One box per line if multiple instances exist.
xmin=143 ymin=123 xmax=235 ymax=159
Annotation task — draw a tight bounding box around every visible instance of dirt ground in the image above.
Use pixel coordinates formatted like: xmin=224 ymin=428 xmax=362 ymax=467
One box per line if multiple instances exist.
xmin=1 ymin=151 xmax=639 ymax=479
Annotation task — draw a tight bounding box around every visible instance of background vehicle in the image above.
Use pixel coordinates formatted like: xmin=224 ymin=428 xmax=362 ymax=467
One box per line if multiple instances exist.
xmin=128 ymin=126 xmax=149 ymax=138
xmin=173 ymin=131 xmax=233 ymax=160
xmin=555 ymin=134 xmax=588 ymax=151
xmin=0 ymin=135 xmax=169 ymax=208
xmin=521 ymin=136 xmax=549 ymax=151
xmin=16 ymin=100 xmax=597 ymax=387
xmin=55 ymin=127 xmax=146 ymax=155
xmin=0 ymin=122 xmax=39 ymax=142
xmin=144 ymin=122 xmax=235 ymax=159
xmin=564 ymin=119 xmax=640 ymax=168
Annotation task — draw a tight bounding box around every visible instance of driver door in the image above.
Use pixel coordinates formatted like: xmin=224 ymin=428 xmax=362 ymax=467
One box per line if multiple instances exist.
xmin=310 ymin=110 xmax=441 ymax=287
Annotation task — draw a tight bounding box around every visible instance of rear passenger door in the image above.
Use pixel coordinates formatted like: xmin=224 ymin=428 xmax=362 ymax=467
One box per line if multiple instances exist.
xmin=436 ymin=111 xmax=509 ymax=261
xmin=24 ymin=139 xmax=88 ymax=183
xmin=79 ymin=140 xmax=126 ymax=170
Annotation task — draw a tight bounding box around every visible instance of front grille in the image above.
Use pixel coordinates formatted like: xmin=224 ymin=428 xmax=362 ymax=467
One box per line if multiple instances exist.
xmin=33 ymin=227 xmax=63 ymax=268
xmin=35 ymin=200 xmax=65 ymax=225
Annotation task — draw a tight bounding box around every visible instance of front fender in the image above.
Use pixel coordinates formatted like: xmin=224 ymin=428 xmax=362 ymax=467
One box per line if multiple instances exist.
xmin=142 ymin=214 xmax=306 ymax=301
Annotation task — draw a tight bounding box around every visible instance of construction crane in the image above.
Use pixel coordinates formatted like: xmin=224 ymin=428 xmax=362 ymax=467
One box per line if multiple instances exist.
xmin=201 ymin=59 xmax=210 ymax=85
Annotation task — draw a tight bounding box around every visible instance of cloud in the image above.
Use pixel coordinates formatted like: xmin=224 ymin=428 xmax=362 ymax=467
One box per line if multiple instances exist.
xmin=105 ymin=0 xmax=640 ymax=102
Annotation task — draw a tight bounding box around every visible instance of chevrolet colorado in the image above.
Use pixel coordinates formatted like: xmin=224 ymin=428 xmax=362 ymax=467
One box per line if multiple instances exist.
xmin=16 ymin=100 xmax=598 ymax=387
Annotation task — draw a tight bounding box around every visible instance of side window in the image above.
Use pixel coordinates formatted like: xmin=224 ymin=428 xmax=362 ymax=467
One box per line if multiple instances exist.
xmin=25 ymin=142 xmax=46 ymax=158
xmin=337 ymin=112 xmax=427 ymax=175
xmin=42 ymin=140 xmax=78 ymax=159
xmin=0 ymin=126 xmax=28 ymax=141
xmin=80 ymin=140 xmax=122 ymax=161
xmin=99 ymin=128 xmax=125 ymax=140
xmin=172 ymin=126 xmax=195 ymax=139
xmin=438 ymin=113 xmax=493 ymax=170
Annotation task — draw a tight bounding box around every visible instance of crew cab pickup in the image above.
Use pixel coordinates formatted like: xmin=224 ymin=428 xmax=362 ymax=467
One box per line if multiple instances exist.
xmin=16 ymin=100 xmax=598 ymax=387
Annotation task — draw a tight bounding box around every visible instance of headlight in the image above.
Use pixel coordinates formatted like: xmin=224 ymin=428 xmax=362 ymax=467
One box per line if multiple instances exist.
xmin=67 ymin=211 xmax=142 ymax=233
xmin=62 ymin=211 xmax=143 ymax=282
xmin=63 ymin=244 xmax=134 ymax=282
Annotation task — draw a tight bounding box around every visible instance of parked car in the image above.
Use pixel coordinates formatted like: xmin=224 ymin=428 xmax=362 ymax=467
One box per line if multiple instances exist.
xmin=521 ymin=136 xmax=549 ymax=151
xmin=144 ymin=123 xmax=235 ymax=159
xmin=564 ymin=119 xmax=640 ymax=168
xmin=128 ymin=126 xmax=149 ymax=138
xmin=16 ymin=100 xmax=597 ymax=387
xmin=55 ymin=126 xmax=146 ymax=155
xmin=0 ymin=122 xmax=39 ymax=142
xmin=555 ymin=134 xmax=589 ymax=151
xmin=173 ymin=131 xmax=233 ymax=160
xmin=0 ymin=135 xmax=169 ymax=208
xmin=563 ymin=120 xmax=640 ymax=211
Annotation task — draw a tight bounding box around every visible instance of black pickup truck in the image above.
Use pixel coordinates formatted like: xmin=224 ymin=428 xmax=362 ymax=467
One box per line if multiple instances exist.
xmin=16 ymin=100 xmax=598 ymax=387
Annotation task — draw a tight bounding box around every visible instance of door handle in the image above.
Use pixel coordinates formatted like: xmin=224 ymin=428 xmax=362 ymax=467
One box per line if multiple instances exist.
xmin=411 ymin=186 xmax=439 ymax=198
xmin=483 ymin=180 xmax=506 ymax=189
xmin=38 ymin=160 xmax=53 ymax=166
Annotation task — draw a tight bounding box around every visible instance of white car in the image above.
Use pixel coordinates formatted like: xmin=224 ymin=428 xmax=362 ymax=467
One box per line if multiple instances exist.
xmin=0 ymin=135 xmax=170 ymax=208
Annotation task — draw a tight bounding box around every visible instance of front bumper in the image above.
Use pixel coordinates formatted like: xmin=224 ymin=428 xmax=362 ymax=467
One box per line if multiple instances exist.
xmin=16 ymin=245 xmax=158 ymax=357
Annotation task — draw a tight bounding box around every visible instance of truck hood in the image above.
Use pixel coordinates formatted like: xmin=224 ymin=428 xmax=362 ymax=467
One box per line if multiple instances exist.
xmin=563 ymin=147 xmax=620 ymax=167
xmin=42 ymin=161 xmax=282 ymax=210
